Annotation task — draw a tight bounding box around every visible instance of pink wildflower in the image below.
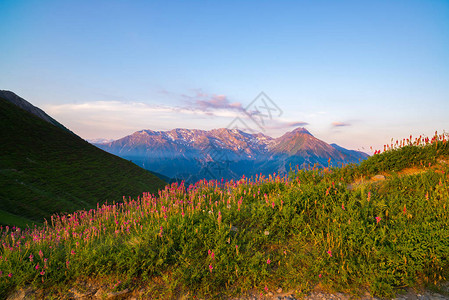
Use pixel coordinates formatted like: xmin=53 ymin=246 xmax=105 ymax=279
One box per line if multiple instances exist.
xmin=376 ymin=216 xmax=381 ymax=224
xmin=327 ymin=250 xmax=332 ymax=257
xmin=319 ymin=274 xmax=322 ymax=278
xmin=209 ymin=264 xmax=213 ymax=273
xmin=29 ymin=254 xmax=33 ymax=262
xmin=8 ymin=273 xmax=12 ymax=278
xmin=267 ymin=258 xmax=271 ymax=264
xmin=35 ymin=264 xmax=39 ymax=270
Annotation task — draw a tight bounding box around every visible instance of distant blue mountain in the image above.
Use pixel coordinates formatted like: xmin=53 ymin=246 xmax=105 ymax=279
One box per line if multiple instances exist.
xmin=94 ymin=127 xmax=369 ymax=182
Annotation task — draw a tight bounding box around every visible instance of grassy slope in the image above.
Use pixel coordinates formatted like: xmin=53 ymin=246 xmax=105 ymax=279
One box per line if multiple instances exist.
xmin=1 ymin=136 xmax=448 ymax=299
xmin=0 ymin=97 xmax=166 ymax=226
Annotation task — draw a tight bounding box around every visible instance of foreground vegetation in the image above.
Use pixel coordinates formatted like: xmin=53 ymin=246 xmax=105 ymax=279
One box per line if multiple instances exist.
xmin=0 ymin=97 xmax=166 ymax=227
xmin=0 ymin=132 xmax=448 ymax=299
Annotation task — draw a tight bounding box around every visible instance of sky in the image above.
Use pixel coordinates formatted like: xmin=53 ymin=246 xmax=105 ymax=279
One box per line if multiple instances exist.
xmin=1 ymin=0 xmax=448 ymax=153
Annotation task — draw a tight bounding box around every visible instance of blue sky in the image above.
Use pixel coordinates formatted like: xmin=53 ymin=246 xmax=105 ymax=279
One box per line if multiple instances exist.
xmin=1 ymin=0 xmax=448 ymax=152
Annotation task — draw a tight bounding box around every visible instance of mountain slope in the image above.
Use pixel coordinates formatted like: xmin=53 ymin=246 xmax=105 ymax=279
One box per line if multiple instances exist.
xmin=0 ymin=90 xmax=71 ymax=133
xmin=0 ymin=93 xmax=166 ymax=227
xmin=330 ymin=143 xmax=369 ymax=162
xmin=96 ymin=127 xmax=368 ymax=181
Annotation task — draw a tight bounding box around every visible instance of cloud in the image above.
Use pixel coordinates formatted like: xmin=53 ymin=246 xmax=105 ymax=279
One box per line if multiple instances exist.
xmin=287 ymin=121 xmax=309 ymax=127
xmin=42 ymin=98 xmax=251 ymax=140
xmin=182 ymin=89 xmax=244 ymax=114
xmin=332 ymin=121 xmax=351 ymax=127
xmin=42 ymin=89 xmax=313 ymax=140
xmin=263 ymin=120 xmax=309 ymax=130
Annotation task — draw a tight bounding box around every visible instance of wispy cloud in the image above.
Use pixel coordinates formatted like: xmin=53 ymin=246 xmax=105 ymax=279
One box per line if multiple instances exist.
xmin=42 ymin=89 xmax=318 ymax=140
xmin=332 ymin=121 xmax=351 ymax=127
xmin=265 ymin=120 xmax=309 ymax=130
xmin=43 ymin=94 xmax=254 ymax=140
xmin=182 ymin=89 xmax=244 ymax=114
xmin=288 ymin=121 xmax=309 ymax=127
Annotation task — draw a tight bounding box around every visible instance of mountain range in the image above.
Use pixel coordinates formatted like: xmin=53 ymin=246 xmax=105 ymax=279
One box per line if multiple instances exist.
xmin=95 ymin=127 xmax=369 ymax=182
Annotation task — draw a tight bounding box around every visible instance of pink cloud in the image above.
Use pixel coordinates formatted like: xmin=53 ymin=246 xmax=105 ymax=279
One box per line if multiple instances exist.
xmin=264 ymin=120 xmax=309 ymax=130
xmin=183 ymin=89 xmax=244 ymax=113
xmin=332 ymin=121 xmax=351 ymax=127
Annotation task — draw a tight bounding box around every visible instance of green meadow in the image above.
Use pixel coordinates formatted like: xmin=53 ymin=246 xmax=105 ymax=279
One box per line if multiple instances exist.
xmin=1 ymin=133 xmax=448 ymax=299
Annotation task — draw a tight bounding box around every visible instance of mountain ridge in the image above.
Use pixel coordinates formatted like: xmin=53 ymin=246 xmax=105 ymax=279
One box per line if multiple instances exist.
xmin=0 ymin=90 xmax=71 ymax=133
xmin=95 ymin=127 xmax=369 ymax=181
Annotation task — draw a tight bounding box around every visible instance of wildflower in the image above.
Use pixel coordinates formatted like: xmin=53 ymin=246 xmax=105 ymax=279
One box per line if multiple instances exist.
xmin=35 ymin=264 xmax=39 ymax=270
xmin=327 ymin=250 xmax=332 ymax=257
xmin=71 ymin=249 xmax=75 ymax=255
xmin=29 ymin=254 xmax=33 ymax=262
xmin=403 ymin=205 xmax=406 ymax=214
xmin=267 ymin=258 xmax=271 ymax=264
xmin=209 ymin=264 xmax=213 ymax=273
xmin=341 ymin=203 xmax=345 ymax=210
xmin=264 ymin=230 xmax=269 ymax=236
xmin=38 ymin=250 xmax=43 ymax=258
xmin=367 ymin=191 xmax=371 ymax=202
xmin=272 ymin=202 xmax=275 ymax=209
xmin=376 ymin=216 xmax=381 ymax=224
xmin=319 ymin=274 xmax=322 ymax=278
xmin=211 ymin=251 xmax=215 ymax=260
xmin=66 ymin=260 xmax=70 ymax=269
xmin=264 ymin=286 xmax=268 ymax=292
xmin=8 ymin=273 xmax=12 ymax=278
xmin=40 ymin=270 xmax=45 ymax=276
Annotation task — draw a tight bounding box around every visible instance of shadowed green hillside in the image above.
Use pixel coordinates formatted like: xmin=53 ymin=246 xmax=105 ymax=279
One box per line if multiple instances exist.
xmin=0 ymin=96 xmax=166 ymax=227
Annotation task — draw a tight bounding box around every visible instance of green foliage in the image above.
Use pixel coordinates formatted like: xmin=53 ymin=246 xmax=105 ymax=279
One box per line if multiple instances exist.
xmin=1 ymin=134 xmax=449 ymax=298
